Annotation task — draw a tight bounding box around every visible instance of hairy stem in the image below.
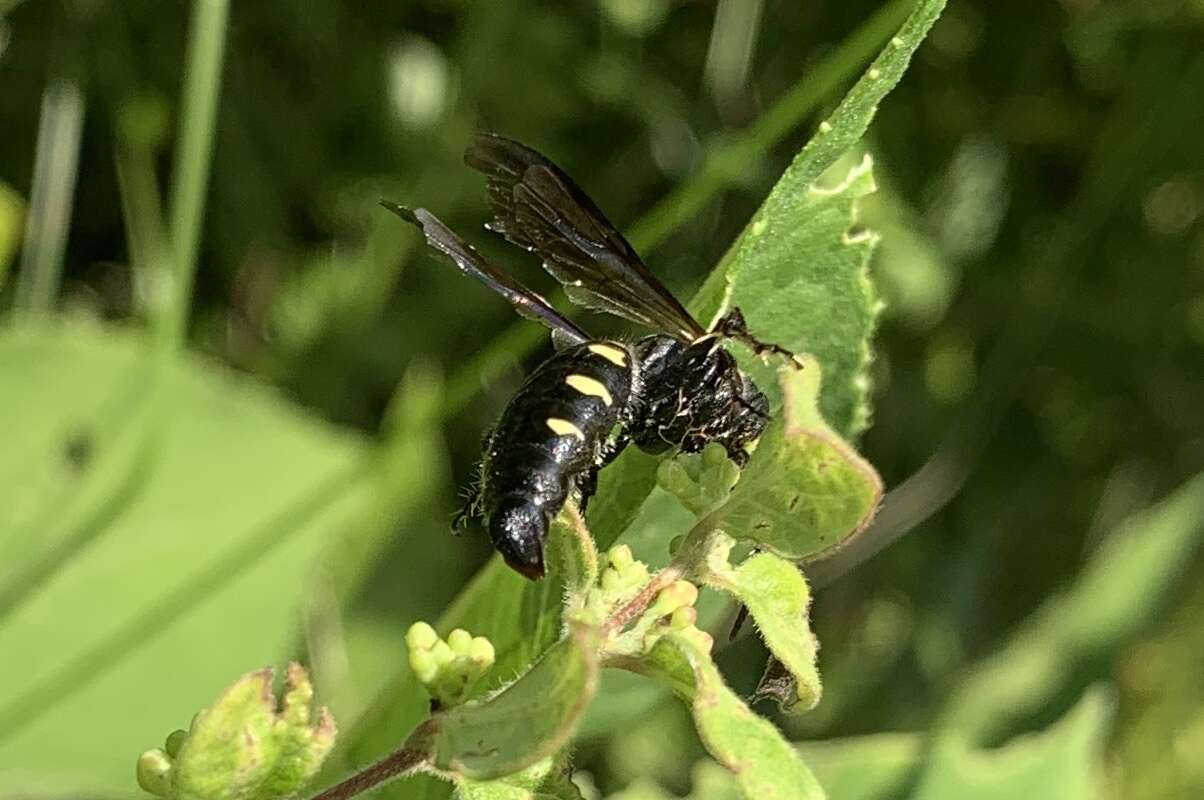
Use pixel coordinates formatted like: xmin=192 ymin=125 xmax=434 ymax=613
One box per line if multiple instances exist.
xmin=605 ymin=511 xmax=723 ymax=631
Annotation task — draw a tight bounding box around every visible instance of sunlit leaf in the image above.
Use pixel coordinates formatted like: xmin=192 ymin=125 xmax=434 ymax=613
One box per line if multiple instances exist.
xmin=691 ymin=0 xmax=949 ymax=438
xmin=703 ymin=547 xmax=821 ymax=713
xmin=636 ymin=633 xmax=826 ymax=800
xmin=453 ymin=756 xmax=582 ymax=800
xmin=153 ymin=664 xmax=336 ymax=800
xmin=712 ymin=361 xmax=882 ymax=560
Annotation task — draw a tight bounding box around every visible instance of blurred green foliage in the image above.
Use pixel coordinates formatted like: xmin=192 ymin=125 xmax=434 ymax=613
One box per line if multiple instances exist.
xmin=2 ymin=0 xmax=1204 ymax=798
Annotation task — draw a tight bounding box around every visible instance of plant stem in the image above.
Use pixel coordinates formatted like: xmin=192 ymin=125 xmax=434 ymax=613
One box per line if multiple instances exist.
xmin=606 ymin=565 xmax=685 ymax=633
xmin=13 ymin=79 xmax=84 ymax=316
xmin=605 ymin=511 xmax=723 ymax=631
xmin=165 ymin=0 xmax=229 ymax=345
xmin=307 ymin=735 xmax=432 ymax=800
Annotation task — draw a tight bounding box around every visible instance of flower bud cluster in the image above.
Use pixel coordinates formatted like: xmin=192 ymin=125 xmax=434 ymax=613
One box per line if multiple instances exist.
xmin=656 ymin=442 xmax=740 ymax=517
xmin=640 ymin=579 xmax=713 ymax=655
xmin=136 ymin=729 xmax=187 ymax=797
xmin=406 ymin=621 xmax=496 ymax=707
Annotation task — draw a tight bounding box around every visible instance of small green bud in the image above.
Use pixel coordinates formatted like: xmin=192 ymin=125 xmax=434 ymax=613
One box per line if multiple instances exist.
xmin=670 ymin=606 xmax=697 ymax=630
xmin=683 ymin=627 xmax=714 ymax=654
xmin=626 ymin=560 xmax=650 ymax=586
xmin=406 ymin=621 xmax=439 ymax=652
xmin=600 ymin=566 xmax=622 ymax=592
xmin=431 ymin=639 xmax=455 ymax=666
xmin=163 ymin=729 xmax=187 ymax=759
xmin=668 ymin=580 xmax=699 ymax=608
xmin=406 ymin=624 xmax=495 ymax=706
xmin=468 ymin=636 xmax=495 ymax=667
xmin=649 ymin=580 xmax=699 ymax=618
xmin=410 ymin=647 xmax=439 ymax=684
xmin=607 ymin=544 xmax=635 ymax=572
xmin=136 ymin=749 xmax=173 ymax=797
xmin=701 ymin=441 xmax=727 ymax=469
xmin=447 ymin=628 xmax=473 ymax=655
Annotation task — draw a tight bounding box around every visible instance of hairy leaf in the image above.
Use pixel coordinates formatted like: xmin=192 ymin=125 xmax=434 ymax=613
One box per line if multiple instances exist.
xmin=703 ymin=546 xmax=821 ymax=713
xmin=637 ymin=633 xmax=826 ymax=800
xmin=712 ymin=360 xmax=882 ymax=560
xmin=428 ymin=624 xmax=600 ymax=779
xmin=453 ymin=757 xmax=582 ymax=800
xmin=692 ymin=0 xmax=949 ymax=438
xmin=168 ymin=665 xmax=336 ymax=800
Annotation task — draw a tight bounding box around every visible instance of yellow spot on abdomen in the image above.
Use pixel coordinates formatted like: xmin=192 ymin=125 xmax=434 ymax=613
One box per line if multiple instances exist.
xmin=587 ymin=343 xmax=627 ymax=367
xmin=546 ymin=417 xmax=586 ymax=441
xmin=565 ymin=374 xmax=614 ymax=406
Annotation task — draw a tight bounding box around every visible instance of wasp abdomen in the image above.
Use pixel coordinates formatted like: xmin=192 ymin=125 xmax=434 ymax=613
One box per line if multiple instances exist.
xmin=481 ymin=341 xmax=635 ymax=578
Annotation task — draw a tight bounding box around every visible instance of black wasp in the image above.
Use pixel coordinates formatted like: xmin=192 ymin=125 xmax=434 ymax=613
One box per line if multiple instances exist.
xmin=382 ymin=134 xmax=797 ymax=580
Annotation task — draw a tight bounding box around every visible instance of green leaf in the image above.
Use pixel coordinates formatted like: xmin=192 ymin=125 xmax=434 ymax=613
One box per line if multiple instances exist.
xmin=636 ymin=633 xmax=826 ymax=800
xmin=605 ymin=760 xmax=743 ymax=800
xmin=711 ymin=361 xmax=882 ymax=560
xmin=137 ymin=664 xmax=336 ymax=800
xmin=703 ymin=546 xmax=821 ymax=713
xmin=795 ymin=734 xmax=922 ymax=800
xmin=604 ymin=782 xmax=676 ymax=800
xmin=0 ymin=323 xmax=367 ymax=796
xmin=656 ymin=443 xmax=740 ymax=519
xmin=691 ymin=0 xmax=949 ymax=438
xmin=914 ymin=688 xmax=1113 ymax=800
xmin=938 ymin=472 xmax=1204 ymax=743
xmin=453 ymin=757 xmax=582 ymax=800
xmin=428 ymin=624 xmax=601 ymax=779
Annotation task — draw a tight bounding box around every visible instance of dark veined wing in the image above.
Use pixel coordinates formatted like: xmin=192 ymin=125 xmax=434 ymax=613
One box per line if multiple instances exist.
xmin=381 ymin=201 xmax=589 ymax=346
xmin=464 ymin=133 xmax=706 ymax=342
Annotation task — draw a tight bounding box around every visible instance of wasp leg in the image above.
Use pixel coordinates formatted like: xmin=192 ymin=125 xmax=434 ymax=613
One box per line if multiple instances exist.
xmin=599 ymin=430 xmax=631 ymax=468
xmin=576 ymin=466 xmax=601 ymax=514
xmin=576 ymin=431 xmax=631 ymax=514
xmin=715 ymin=307 xmax=804 ymax=370
xmin=729 ymin=603 xmax=751 ymax=641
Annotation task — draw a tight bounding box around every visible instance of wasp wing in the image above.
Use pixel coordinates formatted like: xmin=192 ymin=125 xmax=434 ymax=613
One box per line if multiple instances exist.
xmin=465 ymin=133 xmax=706 ymax=342
xmin=382 ymin=201 xmax=589 ymax=346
